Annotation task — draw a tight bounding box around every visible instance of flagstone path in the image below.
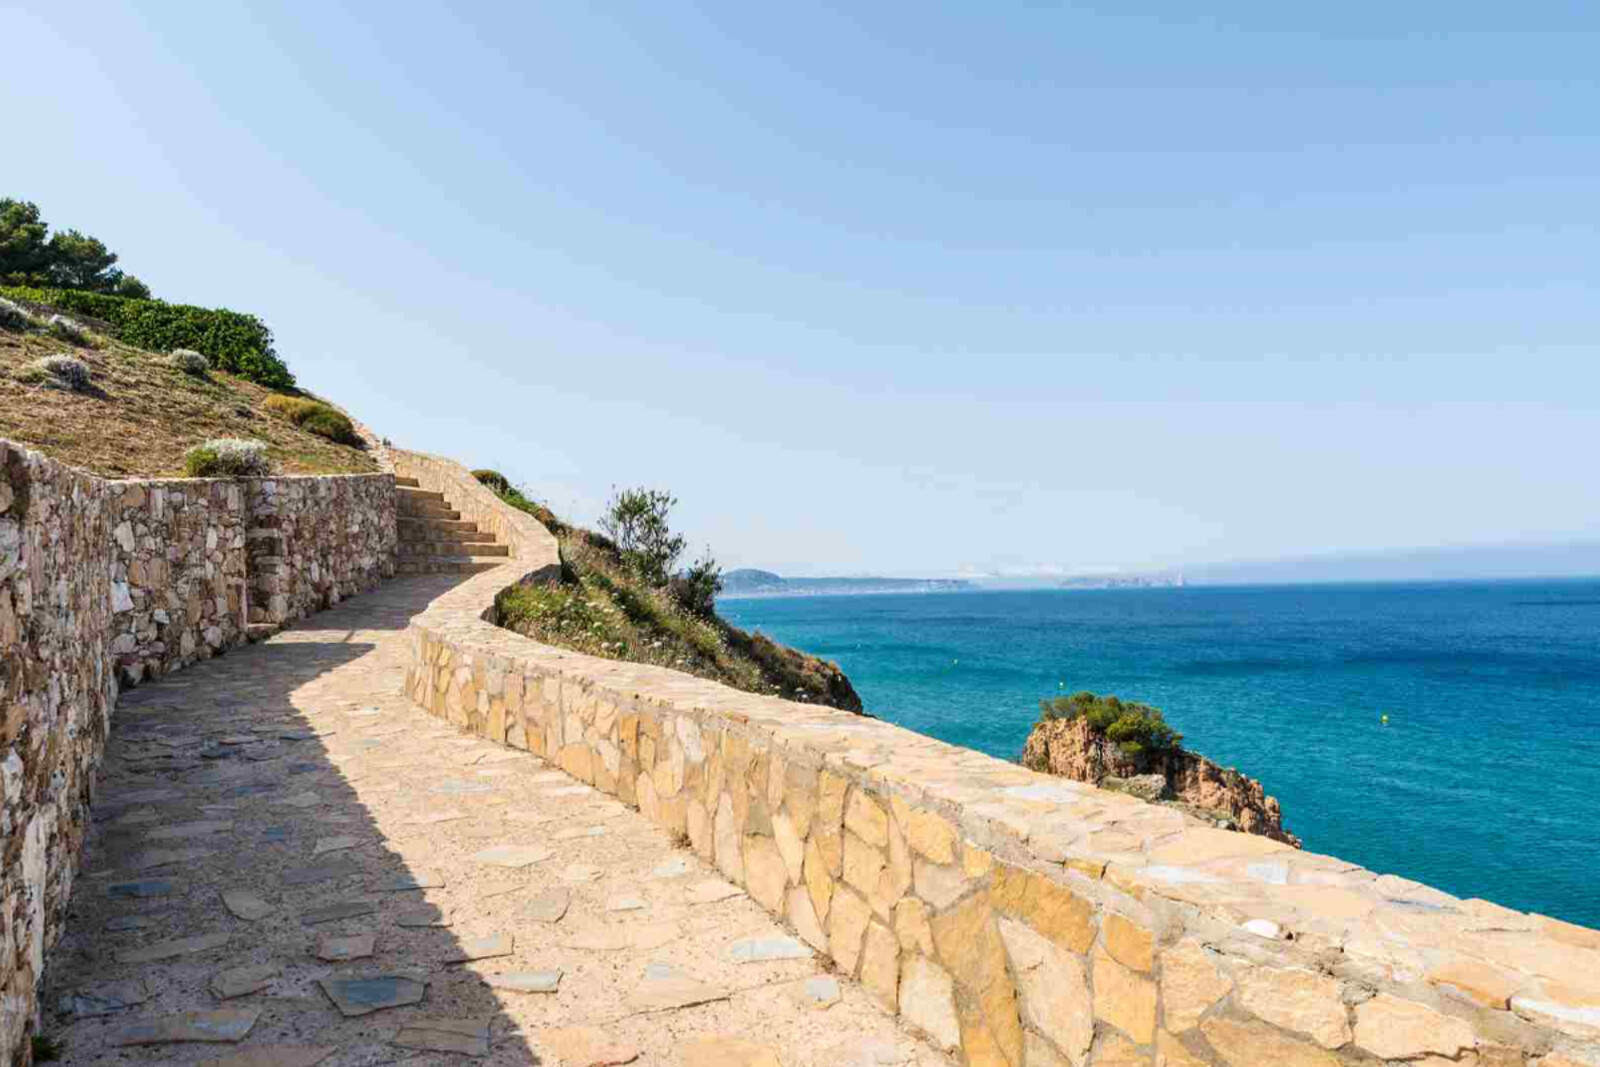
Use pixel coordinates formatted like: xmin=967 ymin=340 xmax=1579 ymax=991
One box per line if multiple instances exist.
xmin=44 ymin=576 xmax=954 ymax=1066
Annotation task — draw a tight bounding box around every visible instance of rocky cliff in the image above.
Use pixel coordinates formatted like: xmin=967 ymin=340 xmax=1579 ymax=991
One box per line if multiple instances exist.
xmin=1021 ymin=714 xmax=1301 ymax=846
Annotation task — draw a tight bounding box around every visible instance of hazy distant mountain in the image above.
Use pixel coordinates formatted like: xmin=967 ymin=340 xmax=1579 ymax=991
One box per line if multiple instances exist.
xmin=720 ymin=569 xmax=974 ymax=599
xmin=1183 ymin=539 xmax=1600 ymax=586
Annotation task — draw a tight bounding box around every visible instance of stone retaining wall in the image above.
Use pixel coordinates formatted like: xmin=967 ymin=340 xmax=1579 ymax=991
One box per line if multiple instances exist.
xmin=0 ymin=438 xmax=397 ymax=1063
xmin=398 ymin=449 xmax=1600 ymax=1067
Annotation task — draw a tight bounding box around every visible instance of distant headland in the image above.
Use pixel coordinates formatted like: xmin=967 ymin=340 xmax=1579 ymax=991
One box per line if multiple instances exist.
xmin=719 ymin=568 xmax=973 ymax=599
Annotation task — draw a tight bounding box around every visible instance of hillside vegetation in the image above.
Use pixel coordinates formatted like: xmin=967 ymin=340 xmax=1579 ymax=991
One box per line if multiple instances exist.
xmin=0 ymin=292 xmax=372 ymax=477
xmin=482 ymin=473 xmax=864 ymax=713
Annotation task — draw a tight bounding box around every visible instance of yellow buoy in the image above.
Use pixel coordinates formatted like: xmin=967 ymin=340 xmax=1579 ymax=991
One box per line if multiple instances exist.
xmin=1381 ymin=714 xmax=1389 ymax=725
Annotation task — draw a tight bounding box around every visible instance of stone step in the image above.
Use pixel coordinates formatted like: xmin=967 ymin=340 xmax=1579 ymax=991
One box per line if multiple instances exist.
xmin=397 ymin=486 xmax=444 ymax=504
xmin=399 ymin=541 xmax=508 ymax=558
xmin=399 ymin=517 xmax=479 ymax=535
xmin=398 ymin=500 xmax=460 ymax=520
xmin=397 ymin=558 xmax=502 ymax=576
xmin=398 ymin=526 xmax=496 ymax=546
xmin=394 ymin=475 xmax=420 ymax=488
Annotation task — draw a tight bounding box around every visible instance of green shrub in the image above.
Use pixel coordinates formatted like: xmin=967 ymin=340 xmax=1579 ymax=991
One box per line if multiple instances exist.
xmin=1038 ymin=690 xmax=1182 ymax=757
xmin=670 ymin=550 xmax=723 ymax=618
xmin=600 ymin=487 xmax=686 ymax=586
xmin=0 ymin=285 xmax=293 ymax=389
xmin=0 ymin=296 xmax=34 ymax=331
xmin=472 ymin=469 xmax=511 ymax=494
xmin=169 ymin=348 xmax=209 ymax=374
xmin=261 ymin=394 xmax=362 ymax=446
xmin=46 ymin=314 xmax=91 ymax=345
xmin=184 ymin=438 xmax=270 ymax=477
xmin=24 ymin=354 xmax=91 ymax=390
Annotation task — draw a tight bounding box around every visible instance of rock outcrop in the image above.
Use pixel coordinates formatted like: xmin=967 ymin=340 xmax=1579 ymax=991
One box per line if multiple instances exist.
xmin=1021 ymin=715 xmax=1301 ymax=846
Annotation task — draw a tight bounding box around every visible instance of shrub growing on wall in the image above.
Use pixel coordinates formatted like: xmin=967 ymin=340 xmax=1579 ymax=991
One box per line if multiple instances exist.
xmin=184 ymin=438 xmax=271 ymax=477
xmin=0 ymin=285 xmax=293 ymax=389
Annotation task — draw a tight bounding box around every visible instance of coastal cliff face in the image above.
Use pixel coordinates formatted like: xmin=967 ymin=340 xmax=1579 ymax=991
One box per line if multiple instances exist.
xmin=1022 ymin=715 xmax=1301 ymax=846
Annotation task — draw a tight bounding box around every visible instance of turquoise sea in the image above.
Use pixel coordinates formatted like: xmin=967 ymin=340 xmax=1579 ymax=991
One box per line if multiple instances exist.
xmin=719 ymin=580 xmax=1600 ymax=928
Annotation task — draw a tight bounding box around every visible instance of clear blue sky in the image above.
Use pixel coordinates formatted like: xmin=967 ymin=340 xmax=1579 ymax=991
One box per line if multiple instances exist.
xmin=8 ymin=2 xmax=1598 ymax=577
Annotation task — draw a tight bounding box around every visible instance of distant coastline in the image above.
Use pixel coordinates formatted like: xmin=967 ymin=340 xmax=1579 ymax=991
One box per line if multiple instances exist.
xmin=719 ymin=568 xmax=973 ymax=600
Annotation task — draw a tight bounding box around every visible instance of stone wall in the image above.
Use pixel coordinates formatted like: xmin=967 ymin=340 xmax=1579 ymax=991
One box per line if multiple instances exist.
xmin=0 ymin=438 xmax=397 ymax=1063
xmin=0 ymin=442 xmax=116 ymax=1064
xmin=399 ymin=449 xmax=1600 ymax=1067
xmin=244 ymin=475 xmax=396 ymax=629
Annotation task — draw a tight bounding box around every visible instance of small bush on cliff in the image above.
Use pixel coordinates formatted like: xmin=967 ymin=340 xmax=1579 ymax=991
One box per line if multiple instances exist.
xmin=481 ymin=472 xmax=860 ymax=712
xmin=0 ymin=296 xmax=35 ymax=330
xmin=22 ymin=353 xmax=92 ymax=390
xmin=600 ymin=487 xmax=687 ymax=586
xmin=261 ymin=394 xmax=362 ymax=447
xmin=169 ymin=348 xmax=210 ymax=375
xmin=1038 ymin=690 xmax=1182 ymax=758
xmin=184 ymin=438 xmax=270 ymax=477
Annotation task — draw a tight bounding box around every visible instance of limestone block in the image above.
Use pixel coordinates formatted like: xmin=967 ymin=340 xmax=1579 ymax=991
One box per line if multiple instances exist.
xmin=893 ymin=898 xmax=934 ymax=956
xmin=787 ymin=886 xmax=828 ymax=952
xmin=1353 ymin=993 xmax=1475 ymax=1059
xmin=997 ymin=917 xmax=1092 ymax=1063
xmin=771 ymin=811 xmax=804 ymax=884
xmin=1093 ymin=944 xmax=1156 ymax=1044
xmin=1236 ymin=967 xmax=1351 ymax=1049
xmin=846 ymin=790 xmax=890 ymax=848
xmin=860 ymin=921 xmax=900 ymax=1011
xmin=804 ymin=837 xmax=834 ymax=925
xmin=1159 ymin=939 xmax=1231 ymax=1032
xmin=1156 ymin=1031 xmax=1208 ymax=1067
xmin=991 ymin=865 xmax=1095 ymax=954
xmin=1199 ymin=1017 xmax=1341 ymax=1067
xmin=1104 ymin=912 xmax=1154 ymax=973
xmin=828 ymin=888 xmax=872 ymax=976
xmin=899 ymin=955 xmax=961 ymax=1052
xmin=929 ymin=892 xmax=1023 ymax=1065
xmin=744 ymin=835 xmax=788 ymax=913
xmin=843 ymin=831 xmax=886 ymax=896
xmin=714 ymin=794 xmax=744 ymax=884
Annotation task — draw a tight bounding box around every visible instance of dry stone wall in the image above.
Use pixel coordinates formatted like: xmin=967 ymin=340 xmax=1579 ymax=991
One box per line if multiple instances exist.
xmin=398 ymin=448 xmax=1600 ymax=1067
xmin=0 ymin=442 xmax=115 ymax=1063
xmin=0 ymin=438 xmax=396 ymax=1063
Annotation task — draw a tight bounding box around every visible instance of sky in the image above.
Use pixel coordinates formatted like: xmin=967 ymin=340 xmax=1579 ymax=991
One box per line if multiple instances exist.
xmin=6 ymin=2 xmax=1598 ymax=578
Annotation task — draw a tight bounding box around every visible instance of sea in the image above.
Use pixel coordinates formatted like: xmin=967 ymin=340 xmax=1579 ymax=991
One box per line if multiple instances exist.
xmin=719 ymin=580 xmax=1600 ymax=929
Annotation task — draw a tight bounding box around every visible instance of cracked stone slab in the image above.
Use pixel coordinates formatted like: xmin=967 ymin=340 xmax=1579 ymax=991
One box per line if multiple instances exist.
xmin=472 ymin=845 xmax=553 ymax=868
xmin=680 ymin=1037 xmax=784 ymax=1067
xmin=433 ymin=779 xmax=494 ymax=795
xmin=374 ymin=871 xmax=445 ymax=892
xmin=406 ymin=809 xmax=467 ymax=825
xmin=146 ymin=820 xmax=235 ymax=841
xmin=684 ymin=879 xmax=744 ymax=905
xmin=606 ymin=894 xmax=648 ymax=912
xmin=282 ymin=858 xmax=362 ymax=885
xmin=393 ymin=1016 xmax=491 ymax=1056
xmin=108 ymin=879 xmax=175 ymax=899
xmin=318 ymin=974 xmax=427 ymax=1017
xmin=518 ymin=889 xmax=571 ymax=924
xmin=447 ymin=933 xmax=514 ymax=962
xmin=221 ymin=889 xmax=274 ymax=920
xmin=651 ymin=857 xmax=691 ymax=879
xmin=485 ymin=970 xmax=562 ymax=994
xmin=788 ymin=975 xmax=843 ymax=1010
xmin=315 ymin=933 xmax=376 ymax=961
xmin=312 ymin=835 xmax=363 ymax=856
xmin=212 ymin=962 xmax=282 ymax=999
xmin=300 ymin=900 xmax=376 ymax=925
xmin=559 ymin=863 xmax=602 ymax=882
xmin=538 ymin=1027 xmax=641 ymax=1066
xmin=555 ymin=825 xmax=607 ymax=841
xmin=127 ymin=847 xmax=215 ymax=872
xmin=113 ymin=1008 xmax=260 ymax=1045
xmin=59 ymin=979 xmax=152 ymax=1017
xmin=396 ymin=904 xmax=452 ymax=927
xmin=627 ymin=964 xmax=731 ymax=1012
xmin=729 ymin=935 xmax=814 ymax=963
xmin=197 ymin=1046 xmax=336 ymax=1067
xmin=115 ymin=931 xmax=230 ymax=964
xmin=563 ymin=922 xmax=680 ymax=953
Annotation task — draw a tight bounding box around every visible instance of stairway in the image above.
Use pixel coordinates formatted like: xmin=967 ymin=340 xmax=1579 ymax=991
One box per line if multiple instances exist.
xmin=394 ymin=476 xmax=510 ymax=575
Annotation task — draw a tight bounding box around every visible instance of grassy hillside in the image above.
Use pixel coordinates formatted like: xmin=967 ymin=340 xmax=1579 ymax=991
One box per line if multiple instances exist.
xmin=0 ymin=294 xmax=373 ymax=477
xmin=485 ymin=479 xmax=864 ymax=713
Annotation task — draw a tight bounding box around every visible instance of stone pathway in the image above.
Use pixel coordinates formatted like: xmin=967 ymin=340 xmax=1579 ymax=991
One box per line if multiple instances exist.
xmin=43 ymin=576 xmax=955 ymax=1066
